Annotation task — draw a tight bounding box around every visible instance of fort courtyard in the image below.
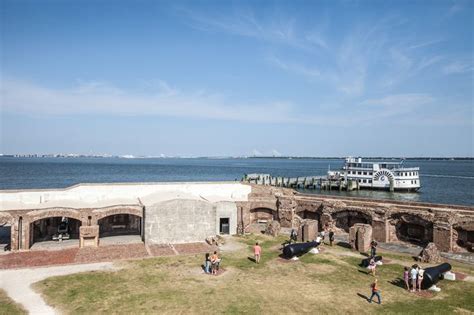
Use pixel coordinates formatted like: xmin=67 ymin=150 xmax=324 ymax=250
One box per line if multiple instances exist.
xmin=1 ymin=182 xmax=473 ymax=314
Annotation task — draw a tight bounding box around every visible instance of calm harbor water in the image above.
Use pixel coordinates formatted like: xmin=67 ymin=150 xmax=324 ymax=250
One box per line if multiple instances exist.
xmin=0 ymin=157 xmax=472 ymax=206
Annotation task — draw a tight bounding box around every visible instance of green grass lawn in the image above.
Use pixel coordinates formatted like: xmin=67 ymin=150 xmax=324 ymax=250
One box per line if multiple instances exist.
xmin=0 ymin=289 xmax=26 ymax=315
xmin=34 ymin=236 xmax=474 ymax=314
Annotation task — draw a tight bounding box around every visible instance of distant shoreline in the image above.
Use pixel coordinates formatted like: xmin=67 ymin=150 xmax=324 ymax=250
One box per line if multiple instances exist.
xmin=0 ymin=155 xmax=472 ymax=161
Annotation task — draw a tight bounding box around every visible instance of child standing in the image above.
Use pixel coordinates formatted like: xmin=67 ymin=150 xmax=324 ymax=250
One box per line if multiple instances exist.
xmin=403 ymin=267 xmax=410 ymax=291
xmin=367 ymin=258 xmax=376 ymax=277
xmin=253 ymin=242 xmax=262 ymax=264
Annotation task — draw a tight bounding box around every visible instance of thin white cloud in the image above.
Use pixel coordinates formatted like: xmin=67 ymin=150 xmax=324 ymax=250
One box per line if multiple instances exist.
xmin=178 ymin=7 xmax=308 ymax=50
xmin=266 ymin=56 xmax=320 ymax=78
xmin=2 ymin=79 xmax=464 ymax=127
xmin=407 ymin=39 xmax=444 ymax=50
xmin=442 ymin=61 xmax=473 ymax=74
xmin=358 ymin=94 xmax=435 ymax=122
xmin=305 ymin=33 xmax=328 ymax=50
xmin=1 ymin=78 xmax=298 ymax=124
xmin=361 ymin=94 xmax=434 ymax=108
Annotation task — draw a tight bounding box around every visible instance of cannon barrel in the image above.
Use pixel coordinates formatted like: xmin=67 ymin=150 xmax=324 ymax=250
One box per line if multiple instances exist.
xmin=361 ymin=255 xmax=383 ymax=267
xmin=421 ymin=263 xmax=452 ymax=289
xmin=283 ymin=241 xmax=319 ymax=258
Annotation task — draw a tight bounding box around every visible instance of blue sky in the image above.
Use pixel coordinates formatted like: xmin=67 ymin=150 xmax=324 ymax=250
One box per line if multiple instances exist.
xmin=1 ymin=0 xmax=473 ymax=157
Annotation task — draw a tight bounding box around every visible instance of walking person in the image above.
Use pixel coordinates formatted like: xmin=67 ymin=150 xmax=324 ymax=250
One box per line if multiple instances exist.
xmin=329 ymin=229 xmax=335 ymax=246
xmin=368 ymin=279 xmax=382 ymax=304
xmin=253 ymin=242 xmax=262 ymax=264
xmin=403 ymin=267 xmax=410 ymax=291
xmin=410 ymin=265 xmax=418 ymax=292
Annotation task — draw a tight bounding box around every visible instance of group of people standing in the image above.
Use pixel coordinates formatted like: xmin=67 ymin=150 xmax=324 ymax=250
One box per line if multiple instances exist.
xmin=315 ymin=226 xmax=335 ymax=247
xmin=204 ymin=251 xmax=221 ymax=275
xmin=404 ymin=264 xmax=425 ymax=292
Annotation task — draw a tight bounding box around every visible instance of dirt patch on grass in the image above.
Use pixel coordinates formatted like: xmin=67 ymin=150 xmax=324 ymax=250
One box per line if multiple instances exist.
xmin=454 ymin=272 xmax=468 ymax=281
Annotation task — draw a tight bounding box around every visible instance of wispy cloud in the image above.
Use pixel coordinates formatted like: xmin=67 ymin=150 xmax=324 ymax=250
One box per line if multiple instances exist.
xmin=360 ymin=93 xmax=434 ymax=109
xmin=178 ymin=7 xmax=309 ymax=50
xmin=442 ymin=61 xmax=473 ymax=74
xmin=407 ymin=39 xmax=444 ymax=50
xmin=266 ymin=56 xmax=320 ymax=78
xmin=358 ymin=93 xmax=435 ymax=122
xmin=1 ymin=78 xmax=298 ymax=124
xmin=1 ymin=78 xmax=464 ymax=127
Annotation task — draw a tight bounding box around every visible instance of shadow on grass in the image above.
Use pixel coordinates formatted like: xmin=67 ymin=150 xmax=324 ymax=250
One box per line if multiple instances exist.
xmin=357 ymin=293 xmax=369 ymax=302
xmin=247 ymin=256 xmax=256 ymax=263
xmin=357 ymin=269 xmax=370 ymax=276
xmin=389 ymin=278 xmax=408 ymax=290
xmin=337 ymin=242 xmax=352 ymax=249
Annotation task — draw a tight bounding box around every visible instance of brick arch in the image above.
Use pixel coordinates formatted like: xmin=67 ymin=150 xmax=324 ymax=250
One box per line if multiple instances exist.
xmin=249 ymin=207 xmax=277 ymax=224
xmin=248 ymin=201 xmax=278 ymax=212
xmin=92 ymin=206 xmax=143 ymax=222
xmin=26 ymin=208 xmax=85 ymax=224
xmin=26 ymin=208 xmax=84 ymax=249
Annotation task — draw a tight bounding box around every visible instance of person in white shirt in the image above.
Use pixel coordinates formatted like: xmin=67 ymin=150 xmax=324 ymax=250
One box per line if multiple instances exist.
xmin=410 ymin=265 xmax=418 ymax=292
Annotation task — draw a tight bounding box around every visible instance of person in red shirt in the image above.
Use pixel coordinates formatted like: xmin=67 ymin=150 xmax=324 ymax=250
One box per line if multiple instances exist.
xmin=253 ymin=242 xmax=262 ymax=264
xmin=368 ymin=278 xmax=382 ymax=304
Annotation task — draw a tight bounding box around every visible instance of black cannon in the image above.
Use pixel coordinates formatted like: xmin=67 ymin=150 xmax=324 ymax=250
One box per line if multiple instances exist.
xmin=421 ymin=263 xmax=452 ymax=289
xmin=361 ymin=255 xmax=383 ymax=267
xmin=282 ymin=241 xmax=319 ymax=259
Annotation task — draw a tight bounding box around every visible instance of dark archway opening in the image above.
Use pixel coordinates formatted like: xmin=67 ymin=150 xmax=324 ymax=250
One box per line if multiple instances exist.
xmin=31 ymin=217 xmax=81 ymax=247
xmin=0 ymin=225 xmax=11 ymax=251
xmin=98 ymin=214 xmax=141 ymax=238
xmin=333 ymin=211 xmax=372 ymax=233
xmin=392 ymin=214 xmax=433 ymax=246
xmin=454 ymin=228 xmax=474 ymax=252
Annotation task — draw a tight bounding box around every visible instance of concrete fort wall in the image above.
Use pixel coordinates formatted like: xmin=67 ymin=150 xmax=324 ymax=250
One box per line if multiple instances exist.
xmin=0 ymin=182 xmax=250 ymax=250
xmin=144 ymin=200 xmax=238 ymax=244
xmin=145 ymin=199 xmax=216 ymax=244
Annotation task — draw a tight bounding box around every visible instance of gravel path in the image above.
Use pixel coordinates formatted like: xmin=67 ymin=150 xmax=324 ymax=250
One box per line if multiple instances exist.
xmin=0 ymin=262 xmax=117 ymax=315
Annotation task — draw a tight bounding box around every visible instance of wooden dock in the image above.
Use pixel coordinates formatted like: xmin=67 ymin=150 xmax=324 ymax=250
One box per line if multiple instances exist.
xmin=242 ymin=174 xmax=361 ymax=191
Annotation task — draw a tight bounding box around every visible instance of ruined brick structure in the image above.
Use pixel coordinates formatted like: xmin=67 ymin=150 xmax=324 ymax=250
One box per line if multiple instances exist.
xmin=239 ymin=185 xmax=474 ymax=253
xmin=1 ymin=183 xmax=473 ymax=254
